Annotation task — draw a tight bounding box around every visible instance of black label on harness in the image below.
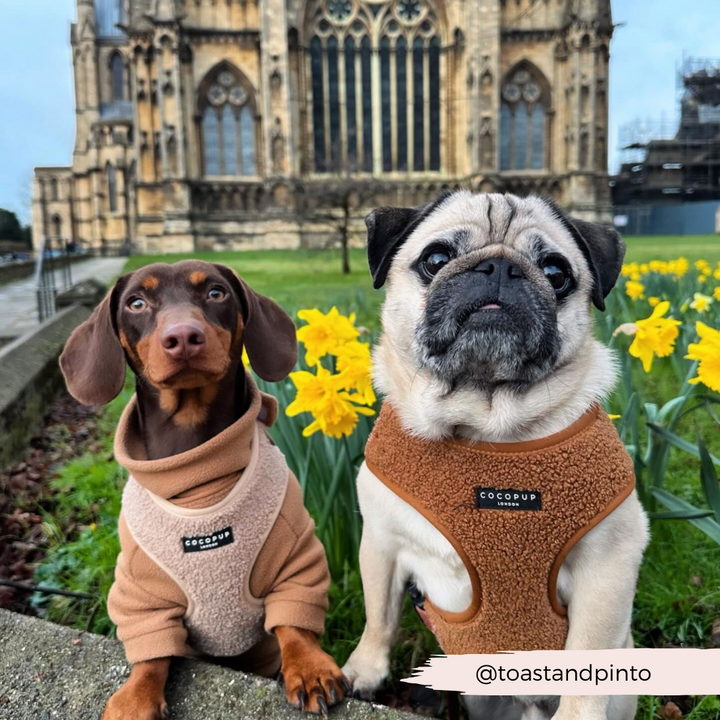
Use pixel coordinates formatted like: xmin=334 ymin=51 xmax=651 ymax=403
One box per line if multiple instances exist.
xmin=182 ymin=527 xmax=234 ymax=553
xmin=475 ymin=487 xmax=542 ymax=511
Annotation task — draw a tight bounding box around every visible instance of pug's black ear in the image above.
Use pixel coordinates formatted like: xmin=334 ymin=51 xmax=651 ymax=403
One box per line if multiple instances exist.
xmin=546 ymin=201 xmax=626 ymax=311
xmin=367 ymin=192 xmax=452 ymax=289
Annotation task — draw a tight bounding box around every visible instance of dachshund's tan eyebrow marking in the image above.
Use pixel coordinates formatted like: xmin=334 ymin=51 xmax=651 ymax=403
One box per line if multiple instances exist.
xmin=142 ymin=276 xmax=159 ymax=290
xmin=189 ymin=271 xmax=207 ymax=285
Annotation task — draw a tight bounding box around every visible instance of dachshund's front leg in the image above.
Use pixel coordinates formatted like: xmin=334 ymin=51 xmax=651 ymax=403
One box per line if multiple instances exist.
xmin=276 ymin=626 xmax=349 ymax=714
xmin=101 ymin=658 xmax=170 ymax=720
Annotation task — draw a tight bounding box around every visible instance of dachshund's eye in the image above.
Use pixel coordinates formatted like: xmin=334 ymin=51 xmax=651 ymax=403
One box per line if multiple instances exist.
xmin=421 ymin=248 xmax=453 ymax=280
xmin=128 ymin=297 xmax=146 ymax=312
xmin=207 ymin=287 xmax=226 ymax=301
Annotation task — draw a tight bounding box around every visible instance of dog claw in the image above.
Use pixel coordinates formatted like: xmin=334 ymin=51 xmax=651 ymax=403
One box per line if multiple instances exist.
xmin=318 ymin=697 xmax=329 ymax=716
xmin=329 ymin=687 xmax=338 ymax=704
xmin=341 ymin=679 xmax=352 ymax=694
xmin=298 ymin=691 xmax=307 ymax=712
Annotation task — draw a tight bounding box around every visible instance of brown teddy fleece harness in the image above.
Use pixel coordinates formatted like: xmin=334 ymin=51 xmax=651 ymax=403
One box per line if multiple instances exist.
xmin=364 ymin=403 xmax=636 ymax=654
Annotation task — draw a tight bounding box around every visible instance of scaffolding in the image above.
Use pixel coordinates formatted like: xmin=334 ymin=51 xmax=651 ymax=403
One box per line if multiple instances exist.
xmin=613 ymin=58 xmax=720 ymax=206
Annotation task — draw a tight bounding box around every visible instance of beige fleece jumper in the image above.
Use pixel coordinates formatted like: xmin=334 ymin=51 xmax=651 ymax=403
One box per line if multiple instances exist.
xmin=365 ymin=403 xmax=636 ymax=655
xmin=108 ymin=379 xmax=329 ymax=674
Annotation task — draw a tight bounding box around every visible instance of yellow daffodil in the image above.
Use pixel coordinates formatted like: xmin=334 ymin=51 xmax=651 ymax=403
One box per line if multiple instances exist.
xmin=286 ymin=366 xmax=374 ymax=438
xmin=699 ymin=274 xmax=708 ymax=283
xmin=668 ymin=257 xmax=689 ymax=277
xmin=648 ymin=296 xmax=661 ymax=308
xmin=241 ymin=347 xmax=250 ymax=368
xmin=608 ymin=414 xmax=621 ymax=420
xmin=687 ymin=322 xmax=720 ymax=393
xmin=626 ymin=280 xmax=645 ymax=301
xmin=639 ymin=263 xmax=650 ymax=275
xmin=626 ymin=301 xmax=681 ymax=373
xmin=714 ymin=287 xmax=720 ymax=302
xmin=296 ymin=307 xmax=360 ymax=365
xmin=690 ymin=292 xmax=713 ymax=313
xmin=713 ymin=268 xmax=720 ymax=280
xmin=621 ymin=263 xmax=637 ymax=278
xmin=649 ymin=260 xmax=669 ymax=274
xmin=335 ymin=340 xmax=376 ymax=406
xmin=695 ymin=259 xmax=712 ymax=275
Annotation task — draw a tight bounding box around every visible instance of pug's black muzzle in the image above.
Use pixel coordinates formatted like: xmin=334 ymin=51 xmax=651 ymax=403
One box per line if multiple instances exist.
xmin=416 ymin=256 xmax=560 ymax=389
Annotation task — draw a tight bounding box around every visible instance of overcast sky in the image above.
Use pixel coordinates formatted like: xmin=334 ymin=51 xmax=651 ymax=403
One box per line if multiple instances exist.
xmin=0 ymin=0 xmax=718 ymax=223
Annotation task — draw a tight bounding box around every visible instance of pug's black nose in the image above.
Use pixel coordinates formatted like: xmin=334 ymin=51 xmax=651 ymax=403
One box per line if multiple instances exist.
xmin=473 ymin=258 xmax=525 ymax=280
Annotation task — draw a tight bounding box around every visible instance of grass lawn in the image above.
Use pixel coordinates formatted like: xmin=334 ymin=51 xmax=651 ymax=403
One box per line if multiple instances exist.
xmin=623 ymin=235 xmax=719 ymax=263
xmin=30 ymin=235 xmax=720 ymax=719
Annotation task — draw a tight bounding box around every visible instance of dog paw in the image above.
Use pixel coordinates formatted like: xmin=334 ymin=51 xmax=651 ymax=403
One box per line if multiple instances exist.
xmin=342 ymin=644 xmax=390 ymax=700
xmin=277 ymin=627 xmax=349 ymax=714
xmin=101 ymin=687 xmax=169 ymax=720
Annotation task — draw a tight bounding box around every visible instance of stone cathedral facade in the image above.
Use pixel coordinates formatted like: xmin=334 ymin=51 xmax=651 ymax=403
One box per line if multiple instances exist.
xmin=32 ymin=0 xmax=613 ymax=254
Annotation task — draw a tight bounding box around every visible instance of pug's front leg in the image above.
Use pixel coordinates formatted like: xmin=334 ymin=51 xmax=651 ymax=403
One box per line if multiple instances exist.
xmin=553 ymin=495 xmax=647 ymax=720
xmin=342 ymin=529 xmax=407 ymax=698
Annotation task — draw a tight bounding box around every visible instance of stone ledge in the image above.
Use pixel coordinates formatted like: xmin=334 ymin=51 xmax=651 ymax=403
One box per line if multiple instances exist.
xmin=0 ymin=610 xmax=419 ymax=720
xmin=0 ymin=304 xmax=92 ymax=469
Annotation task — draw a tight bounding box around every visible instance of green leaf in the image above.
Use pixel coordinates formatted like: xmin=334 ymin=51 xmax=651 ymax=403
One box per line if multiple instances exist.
xmin=647 ymin=422 xmax=720 ymax=466
xmin=650 ymin=487 xmax=720 ymax=545
xmin=697 ymin=434 xmax=720 ymax=524
xmin=648 ymin=510 xmax=714 ymax=520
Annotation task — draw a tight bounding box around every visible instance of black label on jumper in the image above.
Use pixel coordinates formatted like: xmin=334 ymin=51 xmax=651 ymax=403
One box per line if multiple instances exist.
xmin=474 ymin=487 xmax=542 ymax=511
xmin=182 ymin=526 xmax=234 ymax=553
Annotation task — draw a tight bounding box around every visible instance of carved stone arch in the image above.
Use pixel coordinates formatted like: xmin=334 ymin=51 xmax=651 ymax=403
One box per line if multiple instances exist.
xmin=500 ymin=60 xmax=552 ymax=172
xmin=303 ymin=0 xmax=447 ymax=174
xmin=197 ymin=61 xmax=257 ymax=114
xmin=501 ymin=59 xmax=551 ymax=107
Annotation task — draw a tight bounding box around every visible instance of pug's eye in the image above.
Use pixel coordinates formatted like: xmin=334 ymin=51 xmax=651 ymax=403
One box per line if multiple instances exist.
xmin=421 ymin=248 xmax=453 ymax=280
xmin=207 ymin=286 xmax=226 ymax=301
xmin=127 ymin=297 xmax=146 ymax=312
xmin=542 ymin=258 xmax=572 ymax=297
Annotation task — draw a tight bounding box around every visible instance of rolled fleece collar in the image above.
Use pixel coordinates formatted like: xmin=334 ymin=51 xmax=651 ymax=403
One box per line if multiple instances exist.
xmin=113 ymin=375 xmax=278 ymax=499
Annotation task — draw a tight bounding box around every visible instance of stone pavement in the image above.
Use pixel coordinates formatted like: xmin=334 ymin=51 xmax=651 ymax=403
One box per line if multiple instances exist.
xmin=0 ymin=258 xmax=125 ymax=340
xmin=0 ymin=610 xmax=419 ymax=720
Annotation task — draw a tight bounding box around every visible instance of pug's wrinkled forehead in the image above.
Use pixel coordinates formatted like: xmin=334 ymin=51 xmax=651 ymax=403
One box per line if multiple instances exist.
xmin=367 ymin=190 xmax=625 ymax=311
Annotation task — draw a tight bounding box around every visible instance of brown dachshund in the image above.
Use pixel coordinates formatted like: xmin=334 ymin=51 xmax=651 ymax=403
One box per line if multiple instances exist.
xmin=60 ymin=261 xmax=348 ymax=719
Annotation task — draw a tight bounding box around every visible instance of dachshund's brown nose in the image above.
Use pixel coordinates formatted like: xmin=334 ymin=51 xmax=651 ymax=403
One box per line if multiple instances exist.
xmin=161 ymin=323 xmax=206 ymax=360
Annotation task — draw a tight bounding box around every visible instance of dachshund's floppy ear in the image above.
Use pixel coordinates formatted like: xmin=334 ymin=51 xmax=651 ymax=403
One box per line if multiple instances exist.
xmin=366 ymin=191 xmax=452 ymax=289
xmin=59 ymin=278 xmax=128 ymax=406
xmin=214 ymin=265 xmax=297 ymax=382
xmin=545 ymin=199 xmax=626 ymax=311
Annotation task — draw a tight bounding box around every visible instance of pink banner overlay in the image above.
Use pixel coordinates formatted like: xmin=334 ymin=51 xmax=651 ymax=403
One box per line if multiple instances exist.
xmin=403 ymin=649 xmax=720 ymax=695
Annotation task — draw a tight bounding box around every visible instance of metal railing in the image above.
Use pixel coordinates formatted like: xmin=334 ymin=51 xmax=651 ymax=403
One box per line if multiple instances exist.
xmin=35 ymin=236 xmax=73 ymax=323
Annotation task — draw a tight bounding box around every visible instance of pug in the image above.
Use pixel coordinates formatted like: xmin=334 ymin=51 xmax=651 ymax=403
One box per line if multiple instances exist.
xmin=342 ymin=191 xmax=649 ymax=720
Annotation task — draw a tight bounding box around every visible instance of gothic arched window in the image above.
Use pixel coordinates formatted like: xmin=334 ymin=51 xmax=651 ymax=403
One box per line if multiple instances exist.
xmin=95 ymin=0 xmax=124 ymax=38
xmin=111 ymin=53 xmax=125 ymax=101
xmin=200 ymin=65 xmax=257 ymax=177
xmin=106 ymin=163 xmax=117 ymax=212
xmin=500 ymin=65 xmax=549 ymax=171
xmin=307 ymin=0 xmax=443 ymax=174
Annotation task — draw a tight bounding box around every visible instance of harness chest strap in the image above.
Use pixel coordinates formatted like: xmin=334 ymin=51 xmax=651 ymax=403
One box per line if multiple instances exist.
xmin=364 ymin=403 xmax=636 ymax=654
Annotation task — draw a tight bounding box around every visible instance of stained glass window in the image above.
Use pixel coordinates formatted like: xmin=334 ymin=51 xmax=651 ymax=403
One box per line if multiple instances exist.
xmin=380 ymin=36 xmax=392 ymax=172
xmin=308 ymin=1 xmax=442 ymax=174
xmin=111 ymin=53 xmax=124 ymax=101
xmin=361 ymin=36 xmax=373 ymax=172
xmin=106 ymin=164 xmax=117 ymax=212
xmin=500 ymin=65 xmax=548 ymax=171
xmin=200 ymin=66 xmax=256 ymax=176
xmin=328 ymin=37 xmax=341 ymax=167
xmin=413 ymin=38 xmax=424 ymax=171
xmin=345 ymin=37 xmax=357 ymax=167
